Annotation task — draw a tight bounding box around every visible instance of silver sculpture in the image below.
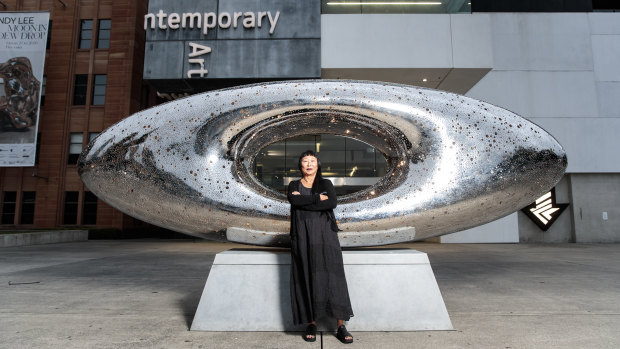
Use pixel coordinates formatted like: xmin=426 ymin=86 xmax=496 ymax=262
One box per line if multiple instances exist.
xmin=78 ymin=80 xmax=567 ymax=246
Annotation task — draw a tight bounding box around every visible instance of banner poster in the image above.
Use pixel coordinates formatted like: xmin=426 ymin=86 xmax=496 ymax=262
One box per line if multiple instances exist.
xmin=0 ymin=12 xmax=49 ymax=167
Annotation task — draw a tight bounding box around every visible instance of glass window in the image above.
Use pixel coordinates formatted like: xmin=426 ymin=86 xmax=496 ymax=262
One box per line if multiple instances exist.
xmin=284 ymin=135 xmax=317 ymax=175
xmin=97 ymin=19 xmax=111 ymax=49
xmin=87 ymin=132 xmax=100 ymax=149
xmin=68 ymin=133 xmax=83 ymax=165
xmin=46 ymin=20 xmax=52 ymax=49
xmin=254 ymin=134 xmax=387 ymax=195
xmin=40 ymin=75 xmax=46 ymax=105
xmin=20 ymin=192 xmax=36 ymax=225
xmin=321 ymin=0 xmax=471 ymax=14
xmin=1 ymin=191 xmax=17 ymax=225
xmin=88 ymin=132 xmax=100 ymax=141
xmin=317 ymin=135 xmax=346 ymax=177
xmin=82 ymin=192 xmax=98 ymax=225
xmin=593 ymin=0 xmax=620 ymax=11
xmin=79 ymin=19 xmax=93 ymax=49
xmin=92 ymin=75 xmax=106 ymax=106
xmin=473 ymin=0 xmax=593 ymax=12
xmin=63 ymin=191 xmax=79 ymax=225
xmin=254 ymin=142 xmax=286 ymax=190
xmin=345 ymin=137 xmax=376 ymax=177
xmin=35 ymin=133 xmax=41 ymax=165
xmin=73 ymin=74 xmax=88 ymax=105
xmin=375 ymin=149 xmax=387 ymax=178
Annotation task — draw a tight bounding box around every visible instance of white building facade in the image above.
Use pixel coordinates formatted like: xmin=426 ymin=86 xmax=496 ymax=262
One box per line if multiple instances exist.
xmin=322 ymin=12 xmax=620 ymax=242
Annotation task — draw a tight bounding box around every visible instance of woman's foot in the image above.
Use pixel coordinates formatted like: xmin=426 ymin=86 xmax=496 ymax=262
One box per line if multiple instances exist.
xmin=336 ymin=325 xmax=353 ymax=344
xmin=303 ymin=323 xmax=317 ymax=342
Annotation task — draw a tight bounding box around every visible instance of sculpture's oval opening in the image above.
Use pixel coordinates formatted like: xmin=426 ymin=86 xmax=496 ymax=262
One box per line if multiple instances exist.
xmin=254 ymin=134 xmax=388 ymax=195
xmin=230 ymin=109 xmax=413 ymax=204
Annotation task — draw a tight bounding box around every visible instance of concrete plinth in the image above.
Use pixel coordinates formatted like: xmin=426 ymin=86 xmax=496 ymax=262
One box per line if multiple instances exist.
xmin=191 ymin=249 xmax=453 ymax=331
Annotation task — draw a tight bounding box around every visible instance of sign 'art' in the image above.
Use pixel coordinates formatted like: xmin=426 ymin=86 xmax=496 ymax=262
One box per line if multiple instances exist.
xmin=144 ymin=9 xmax=281 ymax=78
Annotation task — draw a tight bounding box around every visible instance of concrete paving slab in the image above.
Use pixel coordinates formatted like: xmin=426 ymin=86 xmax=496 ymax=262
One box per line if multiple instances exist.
xmin=1 ymin=240 xmax=620 ymax=348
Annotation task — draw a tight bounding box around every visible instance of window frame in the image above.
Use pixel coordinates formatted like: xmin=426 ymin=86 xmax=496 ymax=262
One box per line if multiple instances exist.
xmin=91 ymin=74 xmax=107 ymax=106
xmin=63 ymin=191 xmax=80 ymax=225
xmin=73 ymin=74 xmax=88 ymax=105
xmin=46 ymin=20 xmax=52 ymax=49
xmin=20 ymin=192 xmax=36 ymax=225
xmin=78 ymin=19 xmax=93 ymax=49
xmin=82 ymin=191 xmax=98 ymax=225
xmin=1 ymin=191 xmax=17 ymax=225
xmin=40 ymin=75 xmax=46 ymax=106
xmin=68 ymin=132 xmax=84 ymax=165
xmin=96 ymin=19 xmax=111 ymax=49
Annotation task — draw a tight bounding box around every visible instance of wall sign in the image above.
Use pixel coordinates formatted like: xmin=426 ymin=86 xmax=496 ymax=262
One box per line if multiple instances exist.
xmin=521 ymin=188 xmax=569 ymax=231
xmin=0 ymin=11 xmax=49 ymax=167
xmin=144 ymin=10 xmax=281 ymax=35
xmin=143 ymin=0 xmax=320 ymax=88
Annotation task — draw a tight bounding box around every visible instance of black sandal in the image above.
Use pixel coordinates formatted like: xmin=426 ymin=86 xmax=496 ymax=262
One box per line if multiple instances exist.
xmin=303 ymin=323 xmax=317 ymax=342
xmin=336 ymin=325 xmax=353 ymax=344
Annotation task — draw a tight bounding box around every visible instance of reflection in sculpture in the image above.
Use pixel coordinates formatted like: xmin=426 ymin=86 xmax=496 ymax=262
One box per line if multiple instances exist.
xmin=78 ymin=80 xmax=567 ymax=247
xmin=0 ymin=57 xmax=40 ymax=131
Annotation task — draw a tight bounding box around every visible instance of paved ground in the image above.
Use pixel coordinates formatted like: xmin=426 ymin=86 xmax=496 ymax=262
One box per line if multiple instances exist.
xmin=1 ymin=240 xmax=619 ymax=348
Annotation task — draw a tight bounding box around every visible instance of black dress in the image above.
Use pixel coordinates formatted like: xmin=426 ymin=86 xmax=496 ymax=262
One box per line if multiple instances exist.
xmin=288 ymin=179 xmax=354 ymax=325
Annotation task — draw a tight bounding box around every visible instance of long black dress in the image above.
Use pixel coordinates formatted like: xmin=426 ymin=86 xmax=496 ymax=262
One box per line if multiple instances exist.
xmin=288 ymin=179 xmax=354 ymax=325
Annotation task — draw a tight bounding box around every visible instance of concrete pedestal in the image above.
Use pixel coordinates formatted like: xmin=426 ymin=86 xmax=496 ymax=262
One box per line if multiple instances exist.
xmin=190 ymin=249 xmax=453 ymax=331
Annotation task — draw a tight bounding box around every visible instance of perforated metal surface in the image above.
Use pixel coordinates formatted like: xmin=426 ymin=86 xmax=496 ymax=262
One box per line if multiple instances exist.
xmin=78 ymin=80 xmax=566 ymax=246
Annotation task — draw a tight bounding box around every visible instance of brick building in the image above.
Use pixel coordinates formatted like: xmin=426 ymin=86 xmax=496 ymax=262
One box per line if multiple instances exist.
xmin=1 ymin=0 xmax=148 ymax=232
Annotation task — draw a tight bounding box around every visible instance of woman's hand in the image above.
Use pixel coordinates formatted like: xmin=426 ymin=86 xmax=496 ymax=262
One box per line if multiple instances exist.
xmin=291 ymin=191 xmax=300 ymax=195
xmin=319 ymin=194 xmax=328 ymax=201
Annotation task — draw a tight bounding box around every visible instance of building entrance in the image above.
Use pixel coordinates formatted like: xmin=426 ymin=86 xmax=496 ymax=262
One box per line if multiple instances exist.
xmin=254 ymin=134 xmax=386 ymax=195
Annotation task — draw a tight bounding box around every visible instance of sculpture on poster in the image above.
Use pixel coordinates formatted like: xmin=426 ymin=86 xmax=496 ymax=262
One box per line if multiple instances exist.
xmin=0 ymin=57 xmax=40 ymax=131
xmin=78 ymin=80 xmax=567 ymax=247
xmin=0 ymin=12 xmax=48 ymax=167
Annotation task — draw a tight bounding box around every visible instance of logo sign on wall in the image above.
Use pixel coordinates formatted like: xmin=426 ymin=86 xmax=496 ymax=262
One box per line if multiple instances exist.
xmin=142 ymin=0 xmax=321 ymax=89
xmin=521 ymin=188 xmax=569 ymax=231
xmin=0 ymin=12 xmax=49 ymax=167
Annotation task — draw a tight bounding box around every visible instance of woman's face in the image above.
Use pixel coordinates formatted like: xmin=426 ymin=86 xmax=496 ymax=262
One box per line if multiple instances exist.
xmin=300 ymin=155 xmax=318 ymax=176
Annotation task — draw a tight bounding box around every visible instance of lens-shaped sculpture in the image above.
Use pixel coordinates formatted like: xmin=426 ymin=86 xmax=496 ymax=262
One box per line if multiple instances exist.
xmin=78 ymin=80 xmax=567 ymax=247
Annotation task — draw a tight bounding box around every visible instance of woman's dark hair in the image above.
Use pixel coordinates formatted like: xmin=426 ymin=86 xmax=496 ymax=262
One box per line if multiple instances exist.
xmin=298 ymin=150 xmax=323 ymax=194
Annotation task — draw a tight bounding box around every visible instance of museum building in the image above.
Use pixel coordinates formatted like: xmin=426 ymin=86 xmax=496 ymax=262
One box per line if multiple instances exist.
xmin=0 ymin=0 xmax=619 ymax=243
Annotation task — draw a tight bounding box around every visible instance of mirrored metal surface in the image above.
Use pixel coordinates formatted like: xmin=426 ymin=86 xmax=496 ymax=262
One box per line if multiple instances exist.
xmin=78 ymin=80 xmax=567 ymax=246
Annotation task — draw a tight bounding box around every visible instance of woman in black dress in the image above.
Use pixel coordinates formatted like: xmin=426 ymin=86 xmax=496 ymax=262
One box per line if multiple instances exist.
xmin=288 ymin=150 xmax=354 ymax=344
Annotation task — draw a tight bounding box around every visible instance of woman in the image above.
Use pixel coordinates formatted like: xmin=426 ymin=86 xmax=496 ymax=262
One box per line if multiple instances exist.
xmin=287 ymin=150 xmax=354 ymax=344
